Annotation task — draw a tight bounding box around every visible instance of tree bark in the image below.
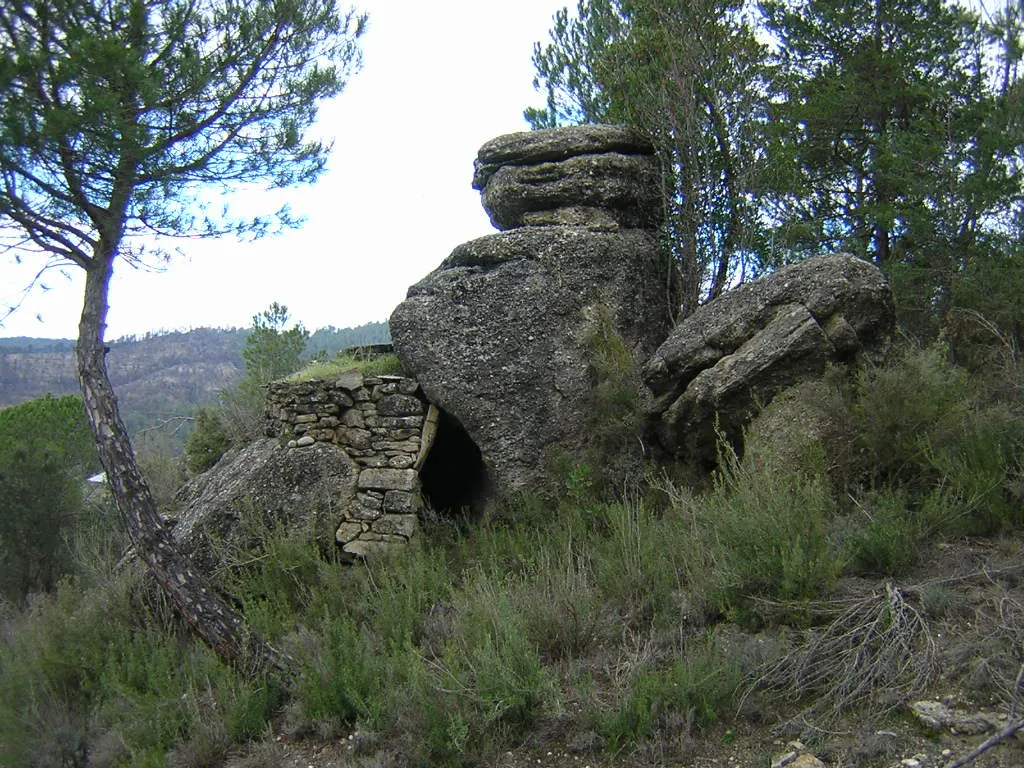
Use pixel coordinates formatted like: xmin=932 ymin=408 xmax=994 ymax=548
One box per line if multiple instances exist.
xmin=76 ymin=248 xmax=286 ymax=675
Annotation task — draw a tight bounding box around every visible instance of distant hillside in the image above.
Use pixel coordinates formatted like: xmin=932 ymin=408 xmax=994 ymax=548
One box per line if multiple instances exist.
xmin=0 ymin=321 xmax=390 ymax=442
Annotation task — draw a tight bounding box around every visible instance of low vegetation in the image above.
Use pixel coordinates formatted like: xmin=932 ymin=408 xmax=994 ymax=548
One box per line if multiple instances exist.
xmin=285 ymin=352 xmax=404 ymax=383
xmin=2 ymin=340 xmax=1022 ymax=767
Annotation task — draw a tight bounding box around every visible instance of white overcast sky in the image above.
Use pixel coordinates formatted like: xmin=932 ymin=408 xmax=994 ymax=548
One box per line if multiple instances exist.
xmin=0 ymin=0 xmax=569 ymax=340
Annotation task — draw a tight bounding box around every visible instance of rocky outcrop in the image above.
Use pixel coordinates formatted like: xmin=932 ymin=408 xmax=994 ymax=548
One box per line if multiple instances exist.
xmin=172 ymin=438 xmax=359 ymax=570
xmin=643 ymin=254 xmax=894 ymax=466
xmin=391 ymin=125 xmax=673 ymax=496
xmin=472 ymin=124 xmax=659 ymax=232
xmin=174 ymin=371 xmax=438 ymax=563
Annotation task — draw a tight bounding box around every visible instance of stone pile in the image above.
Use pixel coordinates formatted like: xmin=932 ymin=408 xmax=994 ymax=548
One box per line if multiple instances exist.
xmin=265 ymin=371 xmax=438 ymax=558
xmin=391 ymin=124 xmax=674 ymax=496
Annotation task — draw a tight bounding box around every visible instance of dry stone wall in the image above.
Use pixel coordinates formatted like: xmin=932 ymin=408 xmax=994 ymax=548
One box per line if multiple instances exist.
xmin=265 ymin=371 xmax=439 ymax=558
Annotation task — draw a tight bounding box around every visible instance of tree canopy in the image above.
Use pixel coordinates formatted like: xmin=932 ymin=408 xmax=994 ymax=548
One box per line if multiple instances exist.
xmin=528 ymin=0 xmax=1024 ymax=338
xmin=0 ymin=0 xmax=365 ymax=269
xmin=0 ymin=0 xmax=365 ymax=667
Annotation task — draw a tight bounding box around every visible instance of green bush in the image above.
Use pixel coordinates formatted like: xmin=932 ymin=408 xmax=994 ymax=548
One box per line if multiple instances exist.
xmin=0 ymin=571 xmax=279 ymax=768
xmin=842 ymin=487 xmax=920 ymax=575
xmin=183 ymin=407 xmax=232 ymax=474
xmin=598 ymin=632 xmax=744 ymax=752
xmin=853 ymin=344 xmax=1024 ymax=535
xmin=679 ymin=438 xmax=841 ymax=625
xmin=0 ymin=395 xmax=99 ymax=604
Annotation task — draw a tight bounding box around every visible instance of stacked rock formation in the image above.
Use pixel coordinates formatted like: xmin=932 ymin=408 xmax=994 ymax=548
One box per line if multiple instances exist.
xmin=265 ymin=371 xmax=437 ymax=557
xmin=643 ymin=254 xmax=895 ymax=467
xmin=472 ymin=124 xmax=661 ymax=231
xmin=390 ymin=125 xmax=674 ymax=497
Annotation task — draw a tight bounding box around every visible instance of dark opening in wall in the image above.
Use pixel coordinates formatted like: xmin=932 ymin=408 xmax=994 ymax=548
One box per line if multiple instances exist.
xmin=419 ymin=408 xmax=488 ymax=517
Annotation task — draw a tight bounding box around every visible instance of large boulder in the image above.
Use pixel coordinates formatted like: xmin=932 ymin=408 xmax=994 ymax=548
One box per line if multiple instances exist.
xmin=473 ymin=125 xmax=661 ymax=232
xmin=643 ymin=254 xmax=894 ymax=466
xmin=172 ymin=438 xmax=359 ymax=569
xmin=391 ymin=229 xmax=671 ymax=496
xmin=391 ymin=125 xmax=673 ymax=497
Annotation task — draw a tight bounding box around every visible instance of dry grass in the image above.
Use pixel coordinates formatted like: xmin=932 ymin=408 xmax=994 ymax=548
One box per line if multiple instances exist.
xmin=746 ymin=582 xmax=939 ymax=725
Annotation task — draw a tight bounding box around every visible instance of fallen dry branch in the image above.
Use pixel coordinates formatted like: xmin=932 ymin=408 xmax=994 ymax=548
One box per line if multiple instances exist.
xmin=746 ymin=582 xmax=938 ymax=723
xmin=942 ymin=717 xmax=1024 ymax=768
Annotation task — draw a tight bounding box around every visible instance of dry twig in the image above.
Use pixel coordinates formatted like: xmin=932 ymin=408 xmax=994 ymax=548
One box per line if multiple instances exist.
xmin=745 ymin=582 xmax=938 ymax=724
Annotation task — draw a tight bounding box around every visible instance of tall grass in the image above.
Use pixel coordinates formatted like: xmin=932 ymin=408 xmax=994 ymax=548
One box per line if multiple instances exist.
xmin=1 ymin=342 xmax=1021 ymax=765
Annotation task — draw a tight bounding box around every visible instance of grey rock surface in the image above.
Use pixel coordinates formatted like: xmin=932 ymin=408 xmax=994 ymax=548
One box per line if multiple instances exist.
xmin=472 ymin=124 xmax=654 ymax=189
xmin=172 ymin=438 xmax=359 ymax=568
xmin=644 ymin=254 xmax=894 ymax=465
xmin=390 ymin=226 xmax=672 ymax=496
xmin=474 ymin=125 xmax=660 ymax=232
xmin=480 ymin=153 xmax=660 ymax=232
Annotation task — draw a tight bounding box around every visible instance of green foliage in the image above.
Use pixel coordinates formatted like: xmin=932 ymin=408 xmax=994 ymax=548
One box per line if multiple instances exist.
xmin=528 ymin=0 xmax=771 ymax=312
xmin=0 ymin=1 xmax=367 ymax=253
xmin=598 ymin=633 xmax=744 ymax=751
xmin=842 ymin=488 xmax=921 ymax=576
xmin=529 ymin=0 xmax=1024 ymax=330
xmin=184 ymin=407 xmax=232 ymax=475
xmin=679 ymin=439 xmax=841 ymax=625
xmin=0 ymin=395 xmax=99 ymax=604
xmin=0 ymin=573 xmax=279 ymax=767
xmin=217 ymin=302 xmax=312 ymax=444
xmin=852 ymin=344 xmax=1024 ymax=535
xmin=242 ymin=303 xmax=311 ymax=386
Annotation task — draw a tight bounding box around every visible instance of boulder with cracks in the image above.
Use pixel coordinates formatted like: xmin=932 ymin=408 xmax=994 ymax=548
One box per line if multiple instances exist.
xmin=643 ymin=254 xmax=894 ymax=467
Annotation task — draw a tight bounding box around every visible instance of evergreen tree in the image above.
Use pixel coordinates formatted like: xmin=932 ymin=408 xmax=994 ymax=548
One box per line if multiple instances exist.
xmin=220 ymin=301 xmax=310 ymax=442
xmin=0 ymin=395 xmax=99 ymax=603
xmin=528 ymin=0 xmax=774 ymax=316
xmin=242 ymin=302 xmax=310 ymax=385
xmin=761 ymin=0 xmax=1024 ymax=334
xmin=0 ymin=0 xmax=365 ymax=668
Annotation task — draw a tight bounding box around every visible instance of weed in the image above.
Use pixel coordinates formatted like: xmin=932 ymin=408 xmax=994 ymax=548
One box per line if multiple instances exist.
xmin=852 ymin=343 xmax=1024 ymax=534
xmin=598 ymin=632 xmax=744 ymax=753
xmin=286 ymin=352 xmax=403 ymax=383
xmin=843 ymin=487 xmax=920 ymax=576
xmin=676 ymin=437 xmax=841 ymax=625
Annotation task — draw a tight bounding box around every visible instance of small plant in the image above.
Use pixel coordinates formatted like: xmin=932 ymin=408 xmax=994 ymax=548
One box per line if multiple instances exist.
xmin=678 ymin=436 xmax=841 ymax=625
xmin=184 ymin=407 xmax=232 ymax=474
xmin=853 ymin=343 xmax=1024 ymax=535
xmin=843 ymin=487 xmax=920 ymax=576
xmin=286 ymin=352 xmax=404 ymax=382
xmin=598 ymin=632 xmax=744 ymax=752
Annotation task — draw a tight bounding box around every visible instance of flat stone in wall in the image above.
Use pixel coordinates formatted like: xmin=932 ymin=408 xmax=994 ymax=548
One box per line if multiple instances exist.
xmin=266 ymin=373 xmax=437 ymax=558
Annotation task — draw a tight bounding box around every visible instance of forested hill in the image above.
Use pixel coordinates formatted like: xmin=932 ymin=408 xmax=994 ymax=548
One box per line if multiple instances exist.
xmin=0 ymin=321 xmax=390 ymax=436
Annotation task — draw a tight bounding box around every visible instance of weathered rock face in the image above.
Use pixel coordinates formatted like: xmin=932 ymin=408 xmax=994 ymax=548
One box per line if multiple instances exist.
xmin=173 ymin=438 xmax=359 ymax=570
xmin=391 ymin=125 xmax=673 ymax=496
xmin=473 ymin=124 xmax=661 ymax=232
xmin=643 ymin=254 xmax=894 ymax=466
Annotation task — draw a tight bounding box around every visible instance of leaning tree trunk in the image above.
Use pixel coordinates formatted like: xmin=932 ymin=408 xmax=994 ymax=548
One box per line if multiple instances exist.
xmin=76 ymin=251 xmax=285 ymax=674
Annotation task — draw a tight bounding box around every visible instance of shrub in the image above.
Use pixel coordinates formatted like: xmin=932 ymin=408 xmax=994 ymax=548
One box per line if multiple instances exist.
xmin=842 ymin=487 xmax=920 ymax=576
xmin=598 ymin=632 xmax=744 ymax=752
xmin=183 ymin=407 xmax=232 ymax=474
xmin=679 ymin=437 xmax=841 ymax=625
xmin=853 ymin=343 xmax=1024 ymax=535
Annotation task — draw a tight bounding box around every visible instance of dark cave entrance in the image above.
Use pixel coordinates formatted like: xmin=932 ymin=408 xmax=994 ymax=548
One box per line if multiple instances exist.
xmin=419 ymin=408 xmax=488 ymax=518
